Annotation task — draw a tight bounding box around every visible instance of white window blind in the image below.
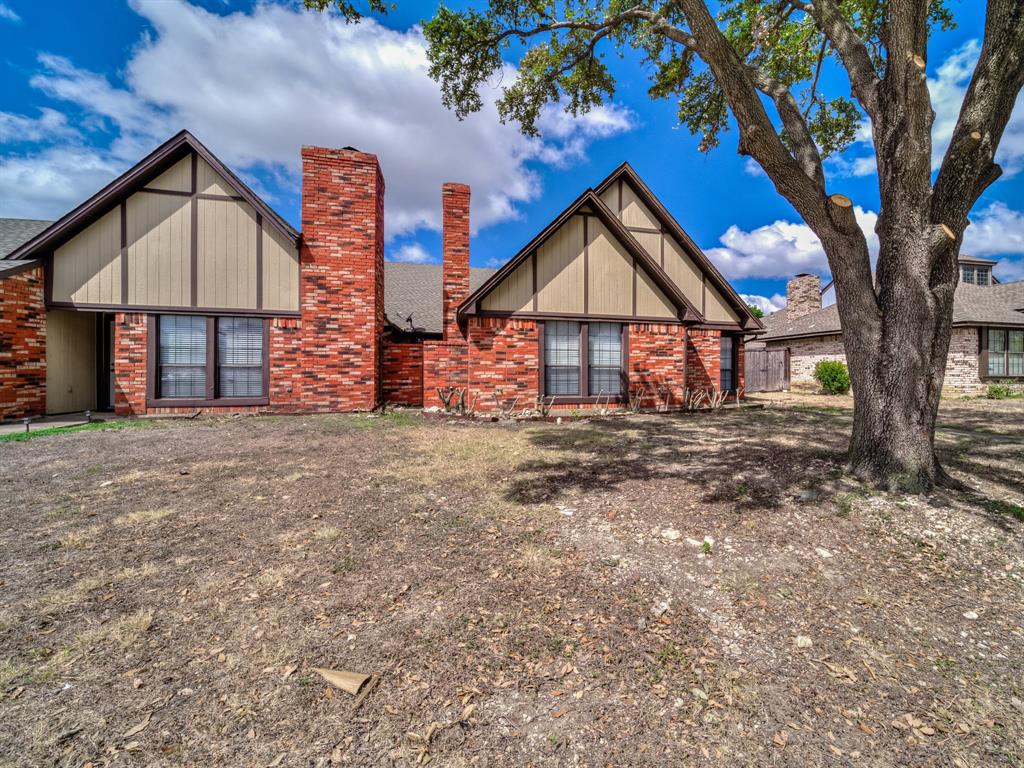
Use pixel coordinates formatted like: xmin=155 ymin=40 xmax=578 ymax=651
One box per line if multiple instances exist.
xmin=159 ymin=315 xmax=206 ymax=398
xmin=588 ymin=322 xmax=622 ymax=396
xmin=544 ymin=320 xmax=580 ymax=395
xmin=217 ymin=318 xmax=264 ymax=398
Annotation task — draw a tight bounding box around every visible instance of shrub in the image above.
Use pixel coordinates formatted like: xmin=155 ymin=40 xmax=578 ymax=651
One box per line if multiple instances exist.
xmin=986 ymin=380 xmax=1014 ymax=399
xmin=813 ymin=360 xmax=851 ymax=395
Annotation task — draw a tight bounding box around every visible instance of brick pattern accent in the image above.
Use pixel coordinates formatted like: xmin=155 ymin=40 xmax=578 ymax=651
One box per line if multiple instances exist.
xmin=268 ymin=317 xmax=303 ymax=409
xmin=468 ymin=317 xmax=539 ymax=410
xmin=0 ymin=267 xmax=46 ymax=420
xmin=944 ymin=327 xmax=984 ymax=394
xmin=287 ymin=146 xmax=385 ymax=412
xmin=422 ymin=340 xmax=469 ymax=409
xmin=383 ymin=340 xmax=424 ymax=406
xmin=628 ymin=323 xmax=687 ymax=408
xmin=767 ymin=334 xmax=843 ymax=388
xmin=686 ymin=328 xmax=721 ymax=391
xmin=442 ymin=183 xmax=470 ymax=342
xmin=113 ymin=313 xmax=148 ymax=416
xmin=786 ymin=274 xmax=822 ymax=319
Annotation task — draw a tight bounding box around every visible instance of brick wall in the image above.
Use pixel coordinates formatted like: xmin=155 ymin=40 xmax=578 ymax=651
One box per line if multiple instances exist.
xmin=767 ymin=335 xmax=845 ymax=387
xmin=468 ymin=317 xmax=539 ymax=411
xmin=786 ymin=274 xmax=822 ymax=319
xmin=268 ymin=317 xmax=303 ymax=409
xmin=113 ymin=313 xmax=147 ymax=416
xmin=943 ymin=327 xmax=984 ymax=394
xmin=422 ymin=340 xmax=469 ymax=409
xmin=628 ymin=323 xmax=687 ymax=408
xmin=284 ymin=145 xmax=384 ymax=412
xmin=686 ymin=328 xmax=721 ymax=391
xmin=0 ymin=266 xmax=46 ymax=420
xmin=383 ymin=340 xmax=424 ymax=406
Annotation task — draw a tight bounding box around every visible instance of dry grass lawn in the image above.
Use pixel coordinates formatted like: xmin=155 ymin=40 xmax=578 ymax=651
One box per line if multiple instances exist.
xmin=0 ymin=397 xmax=1022 ymax=767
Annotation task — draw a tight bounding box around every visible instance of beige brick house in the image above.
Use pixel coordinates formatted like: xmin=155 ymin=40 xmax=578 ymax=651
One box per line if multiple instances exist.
xmin=756 ymin=256 xmax=1024 ymax=394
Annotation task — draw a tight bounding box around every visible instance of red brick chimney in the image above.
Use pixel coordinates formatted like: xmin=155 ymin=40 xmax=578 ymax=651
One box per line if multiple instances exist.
xmin=441 ymin=183 xmax=470 ymax=341
xmin=297 ymin=145 xmax=384 ymax=411
xmin=785 ymin=273 xmax=821 ymax=319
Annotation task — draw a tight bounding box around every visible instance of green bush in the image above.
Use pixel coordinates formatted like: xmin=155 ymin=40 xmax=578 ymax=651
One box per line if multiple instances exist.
xmin=986 ymin=380 xmax=1015 ymax=399
xmin=813 ymin=360 xmax=851 ymax=395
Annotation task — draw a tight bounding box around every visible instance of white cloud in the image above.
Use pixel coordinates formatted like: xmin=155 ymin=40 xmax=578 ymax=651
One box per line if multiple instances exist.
xmin=0 ymin=3 xmax=19 ymax=22
xmin=389 ymin=242 xmax=434 ymax=264
xmin=0 ymin=0 xmax=634 ymax=231
xmin=962 ymin=201 xmax=1024 ymax=258
xmin=0 ymin=108 xmax=75 ymax=143
xmin=705 ymin=206 xmax=878 ymax=279
xmin=0 ymin=146 xmax=122 ymax=218
xmin=741 ymin=293 xmax=787 ymax=314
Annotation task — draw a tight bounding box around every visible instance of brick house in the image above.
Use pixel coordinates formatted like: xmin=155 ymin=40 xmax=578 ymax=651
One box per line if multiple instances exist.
xmin=0 ymin=130 xmax=761 ymax=421
xmin=756 ymin=263 xmax=1024 ymax=394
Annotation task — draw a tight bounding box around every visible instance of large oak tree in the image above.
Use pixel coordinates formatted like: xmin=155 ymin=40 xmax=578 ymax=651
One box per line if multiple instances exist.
xmin=309 ymin=0 xmax=1024 ymax=491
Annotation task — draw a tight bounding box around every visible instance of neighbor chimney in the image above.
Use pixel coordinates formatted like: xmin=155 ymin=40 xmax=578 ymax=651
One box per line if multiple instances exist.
xmin=441 ymin=183 xmax=470 ymax=341
xmin=785 ymin=273 xmax=821 ymax=319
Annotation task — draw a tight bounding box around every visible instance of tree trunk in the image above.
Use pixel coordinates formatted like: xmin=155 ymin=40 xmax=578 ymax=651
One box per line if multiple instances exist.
xmin=831 ymin=223 xmax=959 ymax=491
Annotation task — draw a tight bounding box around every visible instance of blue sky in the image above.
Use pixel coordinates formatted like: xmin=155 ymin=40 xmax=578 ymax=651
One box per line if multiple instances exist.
xmin=1 ymin=1 xmax=1022 ymax=312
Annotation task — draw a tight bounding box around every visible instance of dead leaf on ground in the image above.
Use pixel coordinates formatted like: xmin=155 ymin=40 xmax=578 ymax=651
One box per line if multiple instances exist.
xmin=123 ymin=712 xmax=152 ymax=739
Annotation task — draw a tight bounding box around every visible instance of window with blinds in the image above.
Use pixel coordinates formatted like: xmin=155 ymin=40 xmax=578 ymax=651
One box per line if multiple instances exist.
xmin=158 ymin=315 xmax=207 ymax=398
xmin=155 ymin=315 xmax=266 ymax=401
xmin=544 ymin=320 xmax=581 ymax=396
xmin=720 ymin=335 xmax=736 ymax=391
xmin=588 ymin=322 xmax=622 ymax=396
xmin=988 ymin=329 xmax=1024 ymax=378
xmin=217 ymin=318 xmax=264 ymax=397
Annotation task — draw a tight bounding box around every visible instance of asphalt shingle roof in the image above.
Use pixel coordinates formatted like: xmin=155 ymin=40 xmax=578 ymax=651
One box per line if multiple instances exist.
xmin=0 ymin=218 xmax=52 ymax=258
xmin=384 ymin=262 xmax=495 ymax=334
xmin=760 ymin=279 xmax=1024 ymax=341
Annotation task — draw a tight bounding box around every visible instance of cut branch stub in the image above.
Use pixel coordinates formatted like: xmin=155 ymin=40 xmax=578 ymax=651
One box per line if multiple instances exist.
xmin=939 ymin=224 xmax=956 ymax=241
xmin=911 ymin=54 xmax=926 ymax=70
xmin=829 ymin=193 xmax=853 ymax=208
xmin=970 ymin=131 xmax=982 ymax=141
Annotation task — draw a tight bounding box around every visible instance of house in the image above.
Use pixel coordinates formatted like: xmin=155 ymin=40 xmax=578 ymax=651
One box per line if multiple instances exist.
xmin=757 ymin=260 xmax=1024 ymax=393
xmin=0 ymin=130 xmax=762 ymax=421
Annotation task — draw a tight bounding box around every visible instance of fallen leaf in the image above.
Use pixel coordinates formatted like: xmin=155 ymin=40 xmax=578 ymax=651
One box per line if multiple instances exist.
xmin=281 ymin=665 xmax=297 ymax=681
xmin=773 ymin=731 xmax=788 ymax=748
xmin=551 ymin=709 xmax=568 ymax=718
xmin=123 ymin=712 xmax=152 ymax=739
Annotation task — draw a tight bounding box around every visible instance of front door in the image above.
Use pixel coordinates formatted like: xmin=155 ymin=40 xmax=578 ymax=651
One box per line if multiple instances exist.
xmin=96 ymin=314 xmax=115 ymax=411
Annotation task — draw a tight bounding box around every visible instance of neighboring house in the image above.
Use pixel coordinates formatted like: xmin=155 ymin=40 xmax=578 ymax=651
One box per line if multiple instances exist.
xmin=0 ymin=130 xmax=761 ymax=421
xmin=757 ymin=259 xmax=1024 ymax=393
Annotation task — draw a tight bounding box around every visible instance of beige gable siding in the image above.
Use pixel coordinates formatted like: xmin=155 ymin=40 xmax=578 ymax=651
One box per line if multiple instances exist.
xmin=51 ymin=207 xmax=121 ymax=304
xmin=635 ymin=268 xmax=676 ymax=318
xmin=620 ymin=182 xmax=659 ymax=229
xmin=536 ymin=215 xmax=585 ymax=313
xmin=587 ymin=219 xmax=633 ymax=316
xmin=46 ymin=309 xmax=96 ymax=414
xmin=482 ymin=256 xmax=533 ymax=312
xmin=598 ymin=185 xmax=619 ymax=216
xmin=631 ymin=230 xmax=662 ymax=265
xmin=148 ymin=156 xmax=192 ymax=192
xmin=197 ymin=156 xmax=234 ymax=196
xmin=662 ymin=236 xmax=704 ymax=308
xmin=704 ymin=280 xmax=741 ymax=323
xmin=197 ymin=198 xmax=258 ymax=309
xmin=126 ymin=191 xmax=192 ymax=306
xmin=262 ymin=225 xmax=300 ymax=312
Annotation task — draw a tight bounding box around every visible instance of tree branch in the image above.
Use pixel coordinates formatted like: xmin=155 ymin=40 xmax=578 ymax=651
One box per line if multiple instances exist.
xmin=801 ymin=0 xmax=881 ymax=118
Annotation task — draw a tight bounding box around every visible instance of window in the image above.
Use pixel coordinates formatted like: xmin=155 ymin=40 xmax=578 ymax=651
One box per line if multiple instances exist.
xmin=544 ymin=320 xmax=581 ymax=395
xmin=542 ymin=321 xmax=625 ymax=400
xmin=720 ymin=335 xmax=736 ymax=391
xmin=159 ymin=315 xmax=206 ymax=398
xmin=153 ymin=315 xmax=266 ymax=402
xmin=962 ymin=266 xmax=975 ymax=284
xmin=963 ymin=266 xmax=992 ymax=286
xmin=588 ymin=322 xmax=623 ymax=396
xmin=986 ymin=328 xmax=1024 ymax=378
xmin=218 ymin=318 xmax=264 ymax=397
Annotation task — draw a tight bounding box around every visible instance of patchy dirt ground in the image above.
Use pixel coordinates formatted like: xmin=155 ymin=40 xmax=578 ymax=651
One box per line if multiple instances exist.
xmin=1 ymin=400 xmax=1022 ymax=767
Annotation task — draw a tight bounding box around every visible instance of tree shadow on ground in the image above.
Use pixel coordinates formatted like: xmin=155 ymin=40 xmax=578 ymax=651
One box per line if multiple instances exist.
xmin=503 ymin=409 xmax=849 ymax=510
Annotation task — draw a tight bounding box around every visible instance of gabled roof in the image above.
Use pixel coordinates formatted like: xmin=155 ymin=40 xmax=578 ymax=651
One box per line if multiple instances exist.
xmin=594 ymin=162 xmax=763 ymax=330
xmin=458 ymin=186 xmax=703 ymax=323
xmin=3 ymin=130 xmax=298 ymax=263
xmin=385 ymin=262 xmax=495 ymax=334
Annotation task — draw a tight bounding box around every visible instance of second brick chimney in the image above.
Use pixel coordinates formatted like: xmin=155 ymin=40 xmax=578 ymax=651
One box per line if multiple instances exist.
xmin=785 ymin=273 xmax=821 ymax=319
xmin=441 ymin=183 xmax=470 ymax=341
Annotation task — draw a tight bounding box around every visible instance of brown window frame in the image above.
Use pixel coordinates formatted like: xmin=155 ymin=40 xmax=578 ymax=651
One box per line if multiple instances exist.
xmin=980 ymin=327 xmax=1024 ymax=380
xmin=538 ymin=320 xmax=629 ymax=404
xmin=146 ymin=314 xmax=270 ymax=407
xmin=719 ymin=333 xmax=739 ymax=392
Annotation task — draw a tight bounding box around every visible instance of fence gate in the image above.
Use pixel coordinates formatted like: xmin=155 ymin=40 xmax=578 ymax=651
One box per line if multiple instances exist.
xmin=745 ymin=348 xmax=790 ymax=392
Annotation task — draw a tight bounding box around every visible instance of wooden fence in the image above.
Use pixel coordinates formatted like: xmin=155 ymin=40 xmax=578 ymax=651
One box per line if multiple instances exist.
xmin=745 ymin=348 xmax=789 ymax=392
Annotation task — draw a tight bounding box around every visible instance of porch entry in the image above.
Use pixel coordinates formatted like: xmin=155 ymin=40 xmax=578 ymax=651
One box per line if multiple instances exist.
xmin=44 ymin=310 xmax=116 ymax=415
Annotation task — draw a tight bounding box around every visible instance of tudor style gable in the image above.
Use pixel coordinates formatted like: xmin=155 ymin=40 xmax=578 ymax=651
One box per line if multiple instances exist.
xmin=460 ymin=190 xmax=701 ymax=325
xmin=5 ymin=131 xmax=301 ymax=316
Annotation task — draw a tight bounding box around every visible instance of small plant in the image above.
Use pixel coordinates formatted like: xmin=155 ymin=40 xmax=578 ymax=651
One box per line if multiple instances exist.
xmin=535 ymin=396 xmax=553 ymax=418
xmin=628 ymin=386 xmax=647 ymax=413
xmin=736 ymin=480 xmax=748 ymax=500
xmin=986 ymin=380 xmax=1020 ymax=399
xmin=702 ymin=540 xmax=712 ymax=555
xmin=813 ymin=360 xmax=851 ymax=395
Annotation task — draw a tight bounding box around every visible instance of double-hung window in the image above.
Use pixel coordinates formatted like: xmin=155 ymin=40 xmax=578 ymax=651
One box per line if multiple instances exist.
xmin=986 ymin=328 xmax=1024 ymax=378
xmin=154 ymin=315 xmax=267 ymax=403
xmin=542 ymin=320 xmax=624 ymax=400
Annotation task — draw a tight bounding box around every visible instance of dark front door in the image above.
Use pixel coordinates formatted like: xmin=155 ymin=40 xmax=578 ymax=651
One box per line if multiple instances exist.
xmin=96 ymin=314 xmax=115 ymax=411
